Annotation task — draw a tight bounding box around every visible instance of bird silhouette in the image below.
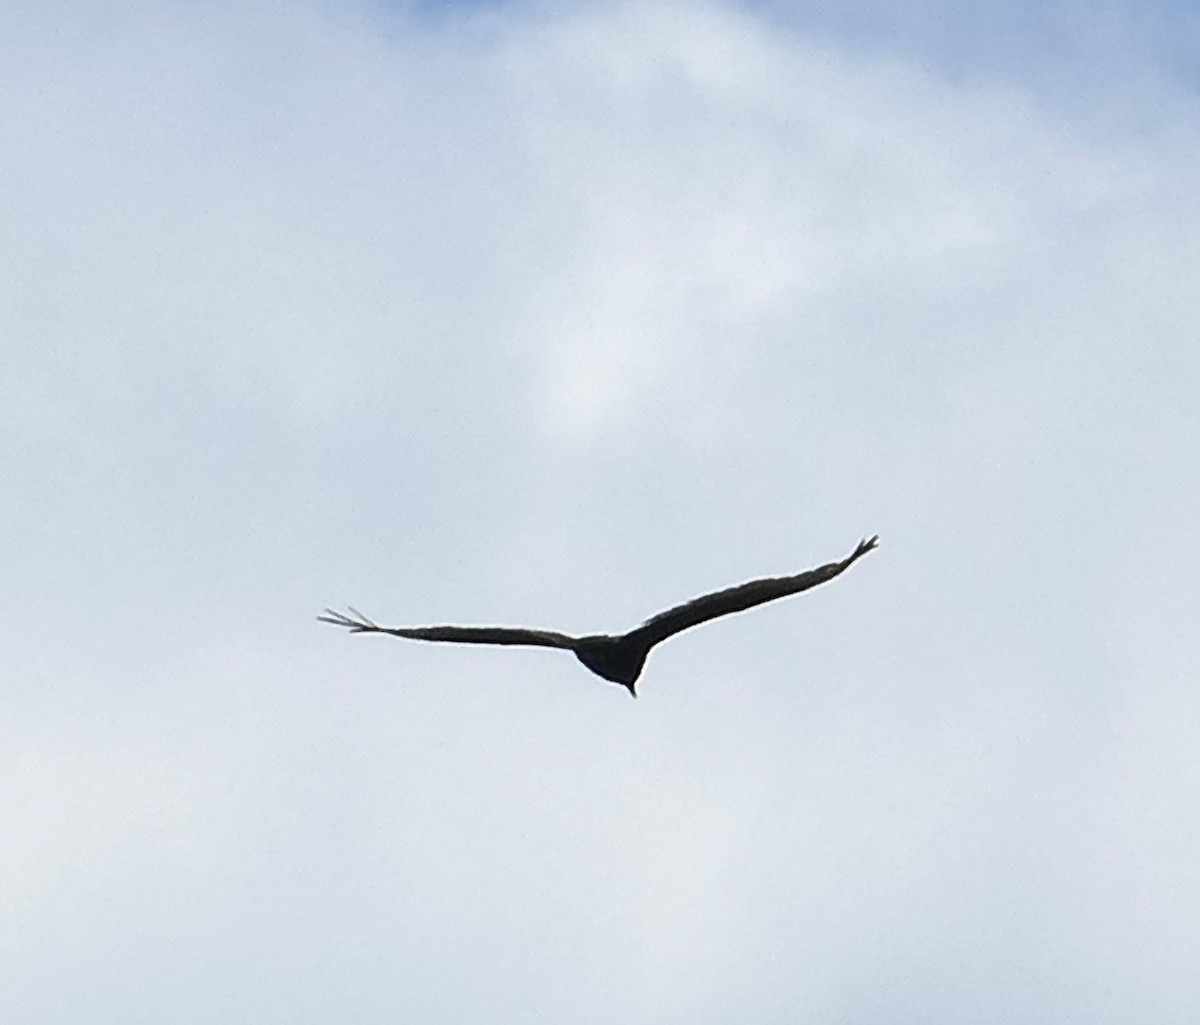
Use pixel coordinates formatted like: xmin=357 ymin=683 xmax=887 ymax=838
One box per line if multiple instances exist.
xmin=320 ymin=535 xmax=878 ymax=697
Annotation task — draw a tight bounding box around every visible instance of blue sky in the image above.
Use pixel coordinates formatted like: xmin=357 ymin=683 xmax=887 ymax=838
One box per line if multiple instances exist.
xmin=403 ymin=0 xmax=1200 ymax=83
xmin=3 ymin=0 xmax=1199 ymax=1021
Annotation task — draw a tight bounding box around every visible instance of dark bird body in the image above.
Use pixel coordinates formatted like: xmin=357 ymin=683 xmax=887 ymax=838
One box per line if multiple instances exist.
xmin=320 ymin=535 xmax=878 ymax=696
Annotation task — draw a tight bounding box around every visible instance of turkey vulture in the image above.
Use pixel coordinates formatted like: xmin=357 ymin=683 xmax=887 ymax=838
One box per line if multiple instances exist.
xmin=320 ymin=535 xmax=878 ymax=696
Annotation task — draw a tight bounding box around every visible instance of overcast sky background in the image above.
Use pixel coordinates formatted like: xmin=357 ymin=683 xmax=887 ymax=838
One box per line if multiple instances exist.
xmin=3 ymin=0 xmax=1199 ymax=1020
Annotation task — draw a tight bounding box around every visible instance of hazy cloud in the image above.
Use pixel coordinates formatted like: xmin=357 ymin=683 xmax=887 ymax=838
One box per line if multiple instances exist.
xmin=3 ymin=1 xmax=1199 ymax=1021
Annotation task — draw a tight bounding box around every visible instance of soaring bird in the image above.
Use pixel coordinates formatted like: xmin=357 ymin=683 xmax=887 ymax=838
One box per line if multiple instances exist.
xmin=320 ymin=535 xmax=878 ymax=697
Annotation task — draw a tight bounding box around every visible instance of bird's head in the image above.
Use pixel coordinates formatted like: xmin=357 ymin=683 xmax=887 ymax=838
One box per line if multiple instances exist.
xmin=574 ymin=635 xmax=647 ymax=695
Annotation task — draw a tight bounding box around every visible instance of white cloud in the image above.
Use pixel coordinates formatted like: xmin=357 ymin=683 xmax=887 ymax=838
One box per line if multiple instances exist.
xmin=3 ymin=0 xmax=1199 ymax=1021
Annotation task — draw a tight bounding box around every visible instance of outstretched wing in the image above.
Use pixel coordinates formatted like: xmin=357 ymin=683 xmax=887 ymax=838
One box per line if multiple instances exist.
xmin=631 ymin=535 xmax=879 ymax=648
xmin=318 ymin=608 xmax=578 ymax=649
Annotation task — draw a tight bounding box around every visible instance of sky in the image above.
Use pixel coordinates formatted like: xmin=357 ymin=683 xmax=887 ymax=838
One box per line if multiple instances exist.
xmin=3 ymin=0 xmax=1199 ymax=1020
